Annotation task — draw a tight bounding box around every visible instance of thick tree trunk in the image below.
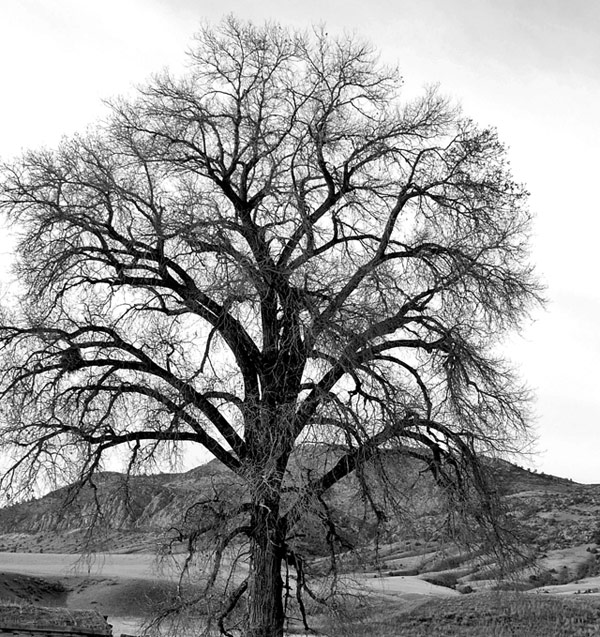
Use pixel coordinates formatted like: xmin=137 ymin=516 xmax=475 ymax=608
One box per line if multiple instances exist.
xmin=245 ymin=492 xmax=286 ymax=637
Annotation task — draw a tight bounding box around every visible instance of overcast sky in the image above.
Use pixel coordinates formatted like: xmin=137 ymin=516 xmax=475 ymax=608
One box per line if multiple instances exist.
xmin=1 ymin=0 xmax=599 ymax=482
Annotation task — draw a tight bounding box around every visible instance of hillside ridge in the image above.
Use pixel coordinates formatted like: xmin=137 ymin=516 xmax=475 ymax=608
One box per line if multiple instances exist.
xmin=0 ymin=456 xmax=598 ymax=559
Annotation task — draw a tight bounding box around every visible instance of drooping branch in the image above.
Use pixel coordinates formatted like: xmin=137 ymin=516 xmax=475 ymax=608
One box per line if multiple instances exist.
xmin=0 ymin=17 xmax=542 ymax=637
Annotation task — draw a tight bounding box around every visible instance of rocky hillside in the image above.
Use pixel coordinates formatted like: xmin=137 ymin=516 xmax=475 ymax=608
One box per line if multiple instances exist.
xmin=0 ymin=455 xmax=599 ymax=563
xmin=0 ymin=447 xmax=433 ymax=554
xmin=0 ymin=461 xmax=238 ymax=552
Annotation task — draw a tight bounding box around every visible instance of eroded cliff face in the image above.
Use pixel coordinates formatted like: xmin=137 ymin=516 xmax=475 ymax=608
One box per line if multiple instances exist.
xmin=0 ymin=461 xmax=239 ymax=551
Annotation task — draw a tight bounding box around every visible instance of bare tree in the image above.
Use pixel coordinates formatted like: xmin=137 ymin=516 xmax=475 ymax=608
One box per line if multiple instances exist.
xmin=0 ymin=17 xmax=541 ymax=637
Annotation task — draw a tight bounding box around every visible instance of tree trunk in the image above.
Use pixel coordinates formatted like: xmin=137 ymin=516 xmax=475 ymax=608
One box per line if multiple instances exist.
xmin=245 ymin=492 xmax=286 ymax=637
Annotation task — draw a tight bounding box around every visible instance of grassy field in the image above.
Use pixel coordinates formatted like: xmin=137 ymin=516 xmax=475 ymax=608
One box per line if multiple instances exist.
xmin=312 ymin=592 xmax=600 ymax=637
xmin=2 ymin=552 xmax=600 ymax=636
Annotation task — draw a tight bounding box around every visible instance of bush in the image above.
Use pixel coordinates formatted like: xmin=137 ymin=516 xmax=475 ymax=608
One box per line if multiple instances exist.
xmin=575 ymin=555 xmax=600 ymax=580
xmin=494 ymin=581 xmax=536 ymax=592
xmin=382 ymin=568 xmax=419 ymax=577
xmin=422 ymin=572 xmax=459 ymax=589
xmin=528 ymin=570 xmax=557 ymax=587
xmin=426 ymin=552 xmax=480 ymax=572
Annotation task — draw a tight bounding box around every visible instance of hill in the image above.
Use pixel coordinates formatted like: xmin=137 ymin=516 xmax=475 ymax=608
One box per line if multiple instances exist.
xmin=2 ymin=457 xmax=600 ymax=637
xmin=0 ymin=455 xmax=599 ymax=585
xmin=0 ymin=460 xmax=234 ymax=553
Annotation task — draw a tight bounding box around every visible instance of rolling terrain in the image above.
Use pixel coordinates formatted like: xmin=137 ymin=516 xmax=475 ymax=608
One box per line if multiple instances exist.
xmin=1 ymin=458 xmax=600 ymax=635
xmin=1 ymin=456 xmax=599 ymax=564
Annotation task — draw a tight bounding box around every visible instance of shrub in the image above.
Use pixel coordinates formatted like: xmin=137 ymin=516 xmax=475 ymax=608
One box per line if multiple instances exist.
xmin=528 ymin=570 xmax=556 ymax=587
xmin=422 ymin=572 xmax=459 ymax=589
xmin=575 ymin=555 xmax=600 ymax=580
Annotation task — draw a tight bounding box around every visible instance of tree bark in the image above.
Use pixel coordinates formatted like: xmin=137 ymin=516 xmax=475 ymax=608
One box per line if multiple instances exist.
xmin=245 ymin=488 xmax=286 ymax=637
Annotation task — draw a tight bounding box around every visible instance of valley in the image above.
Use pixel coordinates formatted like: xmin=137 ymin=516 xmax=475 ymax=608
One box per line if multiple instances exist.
xmin=1 ymin=458 xmax=600 ymax=635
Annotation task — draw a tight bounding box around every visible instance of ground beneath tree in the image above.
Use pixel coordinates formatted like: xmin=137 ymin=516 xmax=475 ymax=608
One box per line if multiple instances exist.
xmin=0 ymin=551 xmax=464 ymax=634
xmin=2 ymin=551 xmax=600 ymax=635
xmin=0 ymin=553 xmax=185 ymax=635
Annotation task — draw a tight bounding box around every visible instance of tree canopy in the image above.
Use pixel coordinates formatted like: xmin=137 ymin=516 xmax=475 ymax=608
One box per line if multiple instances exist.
xmin=0 ymin=17 xmax=541 ymax=637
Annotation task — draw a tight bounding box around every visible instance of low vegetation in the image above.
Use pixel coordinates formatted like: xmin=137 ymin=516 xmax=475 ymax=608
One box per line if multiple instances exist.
xmin=318 ymin=592 xmax=600 ymax=637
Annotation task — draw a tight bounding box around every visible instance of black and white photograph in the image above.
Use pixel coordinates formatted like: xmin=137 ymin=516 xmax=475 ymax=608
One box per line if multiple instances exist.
xmin=0 ymin=1 xmax=598 ymax=635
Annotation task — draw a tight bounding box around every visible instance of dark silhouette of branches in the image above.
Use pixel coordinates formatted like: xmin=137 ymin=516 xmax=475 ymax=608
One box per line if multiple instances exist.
xmin=0 ymin=16 xmax=541 ymax=637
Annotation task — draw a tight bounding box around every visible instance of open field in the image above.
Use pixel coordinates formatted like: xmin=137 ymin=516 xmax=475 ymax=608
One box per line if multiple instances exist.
xmin=3 ymin=552 xmax=600 ymax=635
xmin=0 ymin=551 xmax=459 ymax=633
xmin=0 ymin=552 xmax=164 ymax=579
xmin=0 ymin=552 xmax=183 ymax=635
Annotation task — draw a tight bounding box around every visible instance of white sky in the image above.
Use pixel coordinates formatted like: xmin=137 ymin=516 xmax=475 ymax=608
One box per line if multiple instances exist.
xmin=1 ymin=0 xmax=598 ymax=482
